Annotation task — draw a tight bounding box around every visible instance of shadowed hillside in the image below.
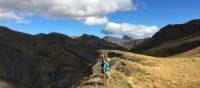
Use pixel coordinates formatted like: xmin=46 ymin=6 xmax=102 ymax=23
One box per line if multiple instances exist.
xmin=0 ymin=26 xmax=126 ymax=88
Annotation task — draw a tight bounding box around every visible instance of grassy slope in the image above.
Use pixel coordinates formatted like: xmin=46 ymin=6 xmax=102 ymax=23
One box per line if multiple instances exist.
xmin=78 ymin=50 xmax=200 ymax=88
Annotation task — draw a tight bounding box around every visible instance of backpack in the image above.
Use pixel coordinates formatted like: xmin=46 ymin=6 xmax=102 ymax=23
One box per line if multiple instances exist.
xmin=104 ymin=62 xmax=110 ymax=72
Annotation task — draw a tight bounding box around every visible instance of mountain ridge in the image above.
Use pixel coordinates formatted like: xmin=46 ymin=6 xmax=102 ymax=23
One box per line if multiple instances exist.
xmin=131 ymin=19 xmax=200 ymax=57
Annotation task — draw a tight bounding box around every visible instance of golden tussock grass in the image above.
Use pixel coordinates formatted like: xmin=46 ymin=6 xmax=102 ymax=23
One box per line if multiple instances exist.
xmin=105 ymin=50 xmax=200 ymax=88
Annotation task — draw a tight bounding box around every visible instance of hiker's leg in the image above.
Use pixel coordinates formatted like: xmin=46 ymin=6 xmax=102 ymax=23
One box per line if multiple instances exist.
xmin=106 ymin=72 xmax=110 ymax=79
xmin=105 ymin=72 xmax=110 ymax=85
xmin=106 ymin=80 xmax=108 ymax=85
xmin=104 ymin=73 xmax=109 ymax=85
xmin=108 ymin=73 xmax=111 ymax=79
xmin=102 ymin=73 xmax=106 ymax=84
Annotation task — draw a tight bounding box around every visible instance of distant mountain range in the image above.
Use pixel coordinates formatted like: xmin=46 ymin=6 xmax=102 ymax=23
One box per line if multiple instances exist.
xmin=122 ymin=35 xmax=135 ymax=40
xmin=103 ymin=36 xmax=130 ymax=46
xmin=103 ymin=35 xmax=148 ymax=50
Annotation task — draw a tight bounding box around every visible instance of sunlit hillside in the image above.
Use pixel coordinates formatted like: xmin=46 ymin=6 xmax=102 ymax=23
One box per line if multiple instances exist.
xmin=78 ymin=50 xmax=200 ymax=88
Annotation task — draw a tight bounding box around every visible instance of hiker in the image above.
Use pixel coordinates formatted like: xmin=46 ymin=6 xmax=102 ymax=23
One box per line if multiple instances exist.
xmin=96 ymin=51 xmax=105 ymax=81
xmin=103 ymin=58 xmax=111 ymax=85
xmin=102 ymin=52 xmax=111 ymax=85
xmin=98 ymin=51 xmax=111 ymax=85
xmin=99 ymin=52 xmax=105 ymax=75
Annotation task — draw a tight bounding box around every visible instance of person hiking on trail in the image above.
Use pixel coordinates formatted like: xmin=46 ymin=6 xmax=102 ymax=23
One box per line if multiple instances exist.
xmin=99 ymin=52 xmax=105 ymax=74
xmin=103 ymin=57 xmax=111 ymax=85
xmin=99 ymin=52 xmax=111 ymax=85
xmin=97 ymin=51 xmax=111 ymax=85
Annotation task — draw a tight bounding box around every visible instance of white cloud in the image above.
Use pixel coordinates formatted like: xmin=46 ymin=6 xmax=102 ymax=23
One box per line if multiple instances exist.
xmin=0 ymin=0 xmax=133 ymax=22
xmin=0 ymin=0 xmax=159 ymax=38
xmin=84 ymin=16 xmax=108 ymax=25
xmin=104 ymin=22 xmax=121 ymax=34
xmin=103 ymin=22 xmax=159 ymax=38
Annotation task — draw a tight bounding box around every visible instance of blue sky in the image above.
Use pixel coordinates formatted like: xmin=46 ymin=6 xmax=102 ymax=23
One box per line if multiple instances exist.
xmin=0 ymin=0 xmax=199 ymax=38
